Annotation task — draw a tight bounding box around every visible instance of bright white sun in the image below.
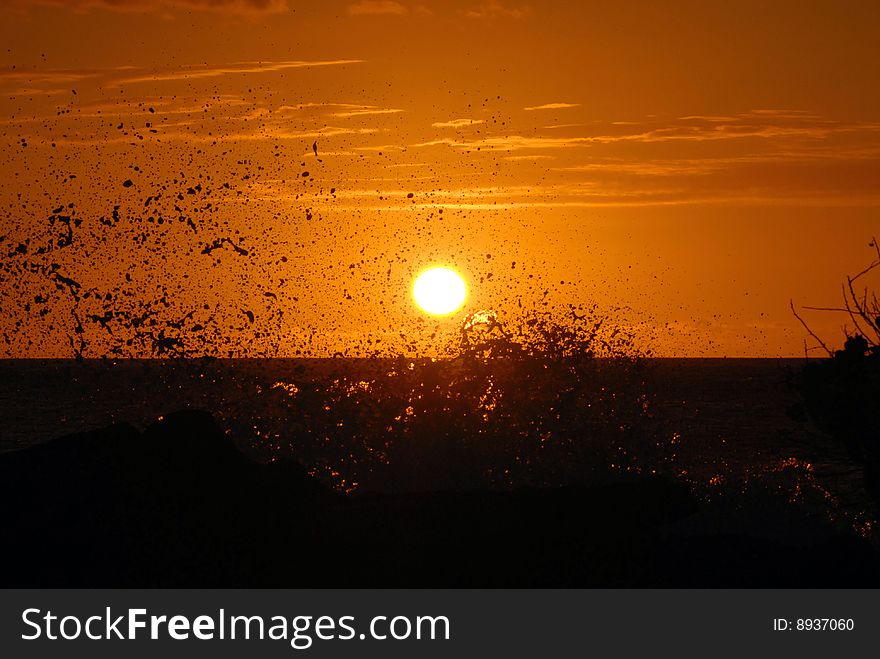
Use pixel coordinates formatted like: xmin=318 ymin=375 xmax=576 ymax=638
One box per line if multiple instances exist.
xmin=413 ymin=267 xmax=467 ymax=316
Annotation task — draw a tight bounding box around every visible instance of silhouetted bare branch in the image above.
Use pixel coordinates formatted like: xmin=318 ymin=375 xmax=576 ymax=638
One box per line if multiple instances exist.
xmin=792 ymin=239 xmax=880 ymax=352
xmin=791 ymin=299 xmax=832 ymax=356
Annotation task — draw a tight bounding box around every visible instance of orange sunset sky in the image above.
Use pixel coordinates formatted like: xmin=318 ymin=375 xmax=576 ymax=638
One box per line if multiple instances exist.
xmin=1 ymin=0 xmax=879 ymax=358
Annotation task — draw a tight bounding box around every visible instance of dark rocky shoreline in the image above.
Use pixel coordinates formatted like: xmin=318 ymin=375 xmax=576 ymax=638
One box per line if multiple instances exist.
xmin=1 ymin=410 xmax=877 ymax=587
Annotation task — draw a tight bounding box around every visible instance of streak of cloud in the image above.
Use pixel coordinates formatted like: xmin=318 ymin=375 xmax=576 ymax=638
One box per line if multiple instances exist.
xmin=410 ymin=113 xmax=880 ymax=151
xmin=0 ymin=69 xmax=99 ymax=84
xmin=524 ymin=102 xmax=581 ymax=111
xmin=5 ymin=87 xmax=67 ymax=96
xmin=0 ymin=0 xmax=289 ymax=13
xmin=463 ymin=1 xmax=530 ymax=19
xmin=432 ymin=118 xmax=485 ymax=128
xmin=331 ymin=108 xmax=403 ymax=118
xmin=347 ymin=0 xmax=408 ymax=15
xmin=109 ymin=60 xmax=364 ymax=86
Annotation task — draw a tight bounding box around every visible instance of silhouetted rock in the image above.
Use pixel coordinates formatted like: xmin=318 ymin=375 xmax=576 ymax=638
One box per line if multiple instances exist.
xmin=0 ymin=410 xmax=877 ymax=587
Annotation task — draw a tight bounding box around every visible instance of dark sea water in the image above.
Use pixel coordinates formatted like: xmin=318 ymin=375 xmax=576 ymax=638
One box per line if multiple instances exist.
xmin=0 ymin=357 xmax=874 ymax=541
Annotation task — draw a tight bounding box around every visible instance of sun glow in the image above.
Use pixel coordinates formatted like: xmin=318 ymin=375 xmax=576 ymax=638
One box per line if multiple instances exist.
xmin=412 ymin=267 xmax=467 ymax=316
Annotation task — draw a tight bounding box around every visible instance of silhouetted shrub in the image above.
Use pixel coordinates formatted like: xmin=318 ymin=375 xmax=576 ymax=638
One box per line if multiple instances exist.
xmin=792 ymin=240 xmax=880 ymax=504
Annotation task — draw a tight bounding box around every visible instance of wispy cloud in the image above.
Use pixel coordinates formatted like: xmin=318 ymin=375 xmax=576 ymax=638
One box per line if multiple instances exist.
xmin=9 ymin=97 xmax=880 ymax=210
xmin=347 ymin=0 xmax=408 ymax=15
xmin=353 ymin=143 xmax=407 ymax=153
xmin=409 ymin=113 xmax=880 ymax=151
xmin=463 ymin=1 xmax=531 ymax=19
xmin=410 ymin=135 xmax=594 ymax=151
xmin=4 ymin=87 xmax=66 ymax=96
xmin=0 ymin=0 xmax=290 ymax=13
xmin=0 ymin=0 xmax=289 ymax=14
xmin=331 ymin=107 xmax=403 ymax=118
xmin=524 ymin=102 xmax=581 ymax=111
xmin=0 ymin=67 xmax=101 ymax=97
xmin=0 ymin=69 xmax=99 ymax=84
xmin=41 ymin=124 xmax=381 ymax=147
xmin=110 ymin=60 xmax=364 ymax=86
xmin=432 ymin=118 xmax=485 ymax=128
xmin=0 ymin=60 xmax=365 ymax=95
xmin=277 ymin=102 xmax=367 ymax=112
